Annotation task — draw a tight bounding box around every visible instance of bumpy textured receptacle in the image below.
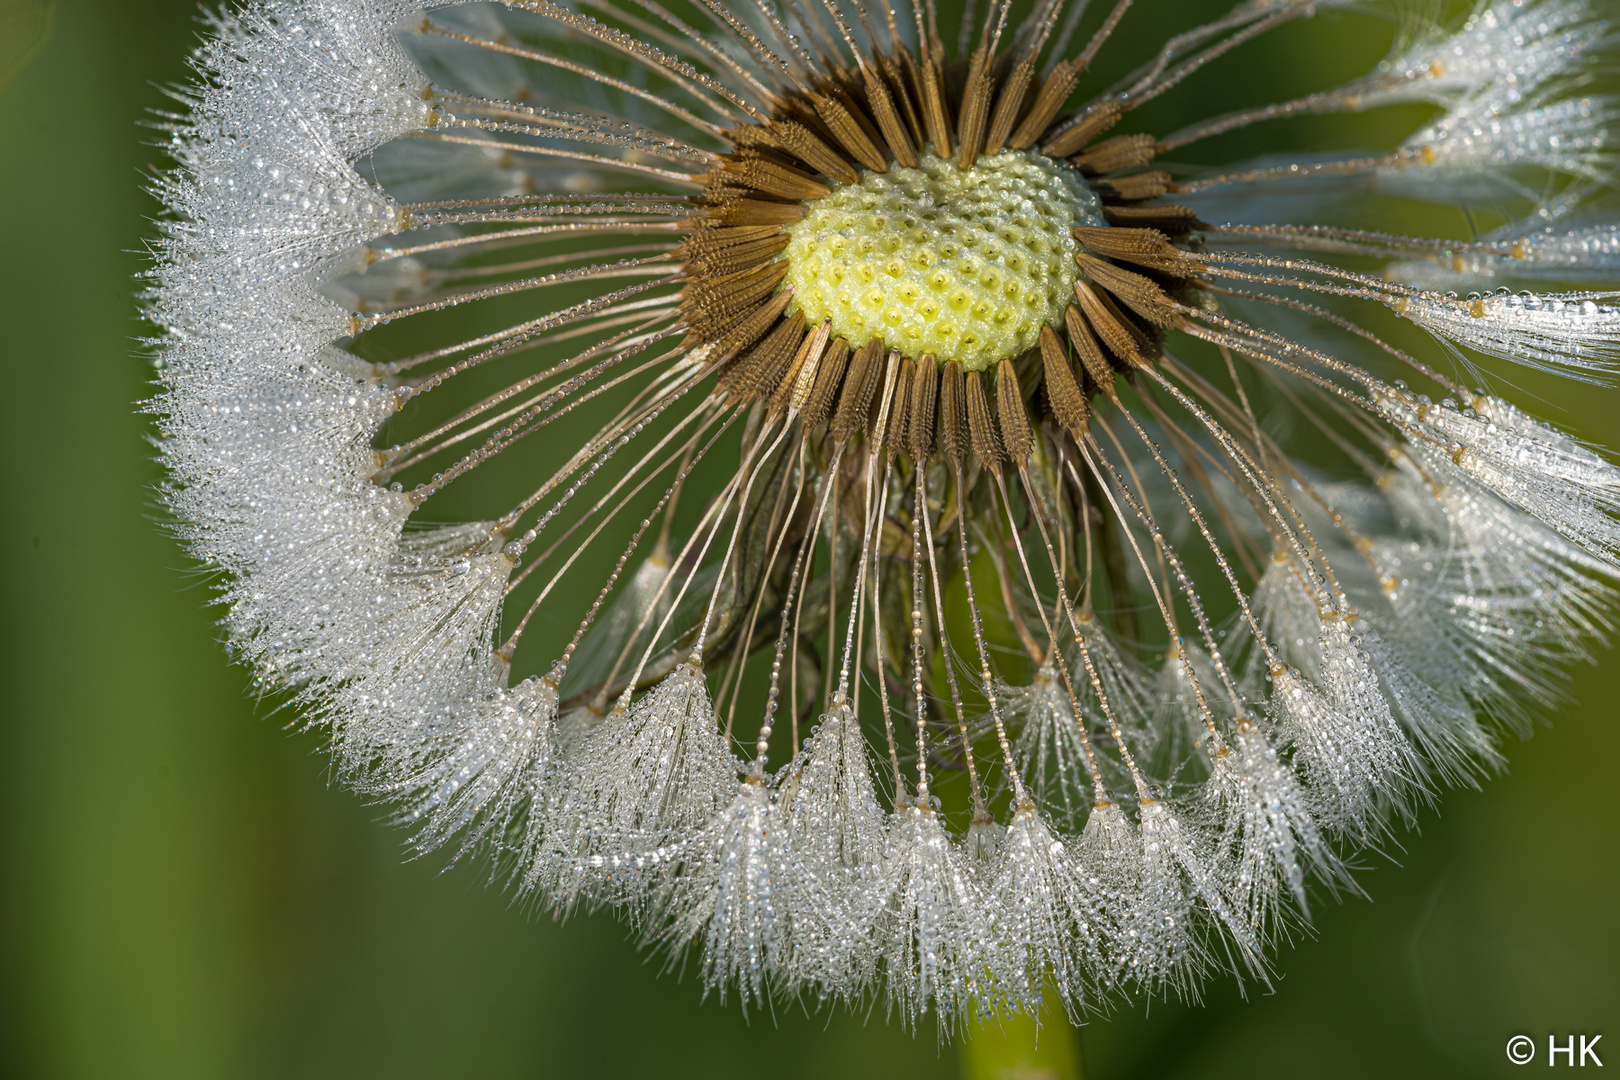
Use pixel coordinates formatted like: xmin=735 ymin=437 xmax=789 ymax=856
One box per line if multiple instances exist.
xmin=781 ymin=151 xmax=1103 ymax=371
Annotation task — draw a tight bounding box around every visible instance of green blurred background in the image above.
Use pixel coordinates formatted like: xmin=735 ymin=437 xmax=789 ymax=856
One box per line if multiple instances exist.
xmin=1 ymin=0 xmax=1616 ymax=1076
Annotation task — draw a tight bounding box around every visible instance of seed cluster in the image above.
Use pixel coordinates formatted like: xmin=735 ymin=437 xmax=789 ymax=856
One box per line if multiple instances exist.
xmin=782 ymin=151 xmax=1100 ymax=372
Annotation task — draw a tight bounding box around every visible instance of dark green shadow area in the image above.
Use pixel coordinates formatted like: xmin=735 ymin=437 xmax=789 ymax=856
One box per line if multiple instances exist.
xmin=0 ymin=1 xmax=1614 ymax=1077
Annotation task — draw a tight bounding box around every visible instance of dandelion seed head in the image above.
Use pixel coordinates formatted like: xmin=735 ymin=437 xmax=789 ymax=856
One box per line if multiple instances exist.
xmin=143 ymin=0 xmax=1620 ymax=1028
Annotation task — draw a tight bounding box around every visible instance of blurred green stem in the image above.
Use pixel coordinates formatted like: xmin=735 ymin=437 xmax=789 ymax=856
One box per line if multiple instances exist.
xmin=959 ymin=1009 xmax=1084 ymax=1080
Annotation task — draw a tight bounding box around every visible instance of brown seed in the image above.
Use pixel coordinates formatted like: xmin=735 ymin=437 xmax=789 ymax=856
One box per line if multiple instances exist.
xmin=721 ymin=158 xmax=830 ymax=201
xmin=1095 ymin=170 xmax=1173 ymax=201
xmin=985 ymin=52 xmax=1037 ymax=155
xmin=812 ymin=91 xmax=889 ymax=174
xmin=768 ymin=119 xmax=860 ymax=185
xmin=1065 ymin=302 xmax=1116 ymax=397
xmin=802 ymin=336 xmax=851 ymax=427
xmin=692 ymin=284 xmax=794 ymax=363
xmin=712 ymin=199 xmax=806 ymax=227
xmin=1040 ymin=99 xmax=1123 ymax=158
xmin=775 ymin=320 xmax=832 ymax=418
xmin=681 ymin=256 xmax=787 ymax=304
xmin=1101 ymin=204 xmax=1206 ymax=233
xmin=1072 ymin=133 xmax=1158 ymax=176
xmin=884 ymin=355 xmax=916 ymax=456
xmin=1073 ymin=225 xmax=1190 ymax=275
xmin=748 ymin=314 xmax=808 ymax=400
xmin=996 ymin=358 xmax=1034 ymax=465
xmin=1074 ymin=278 xmax=1154 ymax=367
xmin=965 ymin=368 xmax=1005 ymax=473
xmin=918 ymin=41 xmax=953 ymax=158
xmin=885 ymin=42 xmax=926 ymax=145
xmin=1040 ymin=324 xmax=1089 ymax=439
xmin=955 ymin=47 xmax=996 ymax=169
xmin=939 ymin=360 xmax=970 ymax=465
xmin=680 ymin=222 xmax=785 ymax=251
xmin=907 ymin=355 xmax=939 ymax=462
xmin=682 ymin=261 xmax=792 ymax=339
xmin=1009 ymin=59 xmax=1084 ymax=150
xmin=864 ymin=67 xmax=919 ymax=168
xmin=832 ymin=337 xmax=886 ymax=444
xmin=716 ymin=309 xmax=804 ymax=400
xmin=1075 ymin=252 xmax=1178 ymax=326
xmin=678 ymin=231 xmax=789 ymax=276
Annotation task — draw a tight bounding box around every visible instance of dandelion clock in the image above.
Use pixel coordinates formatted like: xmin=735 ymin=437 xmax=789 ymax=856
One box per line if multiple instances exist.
xmin=145 ymin=0 xmax=1620 ymax=1032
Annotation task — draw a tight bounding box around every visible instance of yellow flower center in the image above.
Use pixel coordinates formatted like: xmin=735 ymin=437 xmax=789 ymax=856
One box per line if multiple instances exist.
xmin=781 ymin=150 xmax=1100 ymax=372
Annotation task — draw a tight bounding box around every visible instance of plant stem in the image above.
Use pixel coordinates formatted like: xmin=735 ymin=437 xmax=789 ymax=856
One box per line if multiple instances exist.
xmin=959 ymin=1008 xmax=1084 ymax=1080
